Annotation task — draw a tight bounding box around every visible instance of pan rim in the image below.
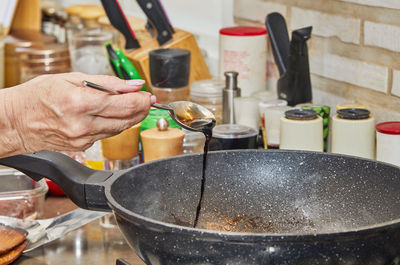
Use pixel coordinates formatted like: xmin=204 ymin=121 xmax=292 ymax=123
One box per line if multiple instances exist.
xmin=105 ymin=149 xmax=400 ymax=240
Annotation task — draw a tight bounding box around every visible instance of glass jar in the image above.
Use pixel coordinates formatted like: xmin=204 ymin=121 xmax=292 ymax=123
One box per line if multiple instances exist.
xmin=190 ymin=79 xmax=224 ymax=124
xmin=17 ymin=43 xmax=71 ymax=83
xmin=183 ymin=129 xmax=205 ymax=154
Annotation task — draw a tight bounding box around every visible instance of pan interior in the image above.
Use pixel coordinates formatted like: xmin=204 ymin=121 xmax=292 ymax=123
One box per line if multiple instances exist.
xmin=110 ymin=151 xmax=400 ymax=234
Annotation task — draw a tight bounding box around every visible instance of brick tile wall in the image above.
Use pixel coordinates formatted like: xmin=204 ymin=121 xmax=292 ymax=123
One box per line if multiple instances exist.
xmin=234 ymin=0 xmax=400 ymax=121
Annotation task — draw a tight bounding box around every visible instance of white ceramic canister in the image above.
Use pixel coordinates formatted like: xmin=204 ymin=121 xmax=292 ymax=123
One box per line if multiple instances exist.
xmin=219 ymin=26 xmax=267 ymax=97
xmin=280 ymin=109 xmax=323 ymax=152
xmin=331 ymin=108 xmax=375 ymax=159
xmin=376 ymin=122 xmax=400 ymax=167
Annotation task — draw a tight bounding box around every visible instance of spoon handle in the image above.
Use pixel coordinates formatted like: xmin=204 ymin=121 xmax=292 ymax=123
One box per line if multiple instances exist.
xmin=151 ymin=103 xmax=172 ymax=111
xmin=83 ymin=81 xmax=168 ymax=110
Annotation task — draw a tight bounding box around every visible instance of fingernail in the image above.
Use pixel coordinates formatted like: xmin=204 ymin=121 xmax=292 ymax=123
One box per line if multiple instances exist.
xmin=150 ymin=95 xmax=157 ymax=104
xmin=126 ymin=79 xmax=145 ymax=86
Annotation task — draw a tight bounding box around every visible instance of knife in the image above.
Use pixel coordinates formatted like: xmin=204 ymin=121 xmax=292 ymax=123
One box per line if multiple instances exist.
xmin=145 ymin=0 xmax=174 ymax=37
xmin=136 ymin=0 xmax=173 ymax=46
xmin=100 ymin=0 xmax=141 ymax=50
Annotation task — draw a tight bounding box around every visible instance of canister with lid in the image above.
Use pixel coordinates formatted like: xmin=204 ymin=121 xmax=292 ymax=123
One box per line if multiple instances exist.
xmin=331 ymin=108 xmax=375 ymax=159
xmin=209 ymin=124 xmax=258 ymax=151
xmin=280 ymin=109 xmax=323 ymax=152
xmin=376 ymin=122 xmax=400 ymax=166
xmin=190 ymin=79 xmax=224 ymax=125
xmin=17 ymin=43 xmax=71 ymax=82
xmin=4 ymin=30 xmax=56 ymax=87
xmin=149 ymin=48 xmax=191 ymax=104
xmin=219 ymin=26 xmax=267 ymax=96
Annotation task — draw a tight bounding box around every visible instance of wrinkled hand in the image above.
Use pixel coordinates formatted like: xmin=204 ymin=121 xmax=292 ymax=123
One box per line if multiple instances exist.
xmin=0 ymin=72 xmax=155 ymax=156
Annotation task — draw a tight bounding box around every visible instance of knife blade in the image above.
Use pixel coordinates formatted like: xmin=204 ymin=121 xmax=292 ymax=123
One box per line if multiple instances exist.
xmin=100 ymin=0 xmax=141 ymax=50
xmin=136 ymin=0 xmax=173 ymax=46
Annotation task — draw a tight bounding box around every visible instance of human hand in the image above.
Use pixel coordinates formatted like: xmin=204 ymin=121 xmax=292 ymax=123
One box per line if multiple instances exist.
xmin=0 ymin=72 xmax=155 ymax=156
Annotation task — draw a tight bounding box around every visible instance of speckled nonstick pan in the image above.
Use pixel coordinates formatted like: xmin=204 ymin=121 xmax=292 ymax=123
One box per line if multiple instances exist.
xmin=1 ymin=150 xmax=400 ymax=264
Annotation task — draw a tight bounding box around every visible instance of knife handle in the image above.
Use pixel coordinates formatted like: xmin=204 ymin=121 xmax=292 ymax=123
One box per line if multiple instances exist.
xmin=136 ymin=0 xmax=173 ymax=46
xmin=100 ymin=0 xmax=141 ymax=50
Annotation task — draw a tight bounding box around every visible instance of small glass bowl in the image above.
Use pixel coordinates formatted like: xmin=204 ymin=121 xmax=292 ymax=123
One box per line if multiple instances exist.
xmin=0 ymin=168 xmax=48 ymax=220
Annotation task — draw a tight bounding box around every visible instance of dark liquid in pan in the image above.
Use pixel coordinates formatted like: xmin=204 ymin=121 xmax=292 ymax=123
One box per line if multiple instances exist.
xmin=184 ymin=118 xmax=215 ymax=228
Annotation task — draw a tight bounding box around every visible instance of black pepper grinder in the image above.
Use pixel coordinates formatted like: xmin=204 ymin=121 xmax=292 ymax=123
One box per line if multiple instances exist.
xmin=149 ymin=48 xmax=191 ymax=104
xmin=222 ymin=71 xmax=241 ymax=124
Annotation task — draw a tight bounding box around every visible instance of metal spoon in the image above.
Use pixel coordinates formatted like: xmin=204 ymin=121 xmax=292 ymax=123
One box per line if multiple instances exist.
xmin=83 ymin=80 xmax=216 ymax=132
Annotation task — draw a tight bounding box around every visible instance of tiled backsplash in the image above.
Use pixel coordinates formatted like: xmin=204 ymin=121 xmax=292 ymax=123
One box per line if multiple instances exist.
xmin=235 ymin=0 xmax=400 ymax=122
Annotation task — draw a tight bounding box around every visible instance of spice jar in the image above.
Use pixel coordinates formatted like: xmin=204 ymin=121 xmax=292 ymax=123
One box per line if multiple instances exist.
xmin=376 ymin=122 xmax=400 ymax=167
xmin=331 ymin=108 xmax=375 ymax=159
xmin=280 ymin=109 xmax=323 ymax=152
xmin=190 ymin=79 xmax=224 ymax=124
xmin=149 ymin=48 xmax=190 ymax=104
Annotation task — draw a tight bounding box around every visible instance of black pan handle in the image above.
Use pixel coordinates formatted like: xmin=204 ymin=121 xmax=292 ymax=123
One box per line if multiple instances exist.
xmin=0 ymin=151 xmax=113 ymax=211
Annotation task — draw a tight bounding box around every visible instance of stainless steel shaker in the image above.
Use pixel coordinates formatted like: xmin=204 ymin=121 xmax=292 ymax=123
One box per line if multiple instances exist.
xmin=222 ymin=71 xmax=241 ymax=124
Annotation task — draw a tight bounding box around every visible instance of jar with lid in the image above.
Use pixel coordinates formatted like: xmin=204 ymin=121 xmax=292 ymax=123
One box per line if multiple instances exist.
xmin=149 ymin=48 xmax=191 ymax=104
xmin=4 ymin=30 xmax=57 ymax=87
xmin=17 ymin=43 xmax=71 ymax=83
xmin=190 ymin=79 xmax=224 ymax=124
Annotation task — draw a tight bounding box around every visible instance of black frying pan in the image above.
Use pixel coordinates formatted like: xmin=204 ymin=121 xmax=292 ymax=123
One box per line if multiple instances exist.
xmin=1 ymin=150 xmax=400 ymax=264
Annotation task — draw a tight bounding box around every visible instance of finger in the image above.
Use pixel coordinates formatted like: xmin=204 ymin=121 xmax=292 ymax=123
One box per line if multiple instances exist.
xmin=91 ymin=91 xmax=152 ymax=119
xmin=60 ymin=72 xmax=146 ymax=93
xmin=83 ymin=75 xmax=145 ymax=93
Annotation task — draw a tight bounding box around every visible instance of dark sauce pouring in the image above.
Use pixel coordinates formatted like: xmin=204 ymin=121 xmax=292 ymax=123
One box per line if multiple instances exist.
xmin=181 ymin=118 xmax=216 ymax=228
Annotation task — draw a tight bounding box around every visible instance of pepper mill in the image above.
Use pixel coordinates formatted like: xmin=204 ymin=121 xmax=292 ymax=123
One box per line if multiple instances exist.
xmin=140 ymin=118 xmax=185 ymax=162
xmin=222 ymin=71 xmax=241 ymax=124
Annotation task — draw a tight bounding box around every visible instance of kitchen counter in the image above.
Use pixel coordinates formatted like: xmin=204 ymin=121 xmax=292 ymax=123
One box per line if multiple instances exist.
xmin=15 ymin=197 xmax=146 ymax=265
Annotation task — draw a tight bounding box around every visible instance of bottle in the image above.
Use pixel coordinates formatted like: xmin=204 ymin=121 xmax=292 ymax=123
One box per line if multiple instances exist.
xmin=222 ymin=71 xmax=241 ymax=124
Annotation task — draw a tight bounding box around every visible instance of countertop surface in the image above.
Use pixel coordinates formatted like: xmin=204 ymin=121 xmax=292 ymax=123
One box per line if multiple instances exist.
xmin=14 ymin=197 xmax=146 ymax=265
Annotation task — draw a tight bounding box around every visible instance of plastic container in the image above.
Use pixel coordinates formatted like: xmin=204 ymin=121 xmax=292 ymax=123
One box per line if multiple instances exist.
xmin=0 ymin=169 xmax=48 ymax=219
xmin=376 ymin=121 xmax=400 ymax=167
xmin=190 ymin=79 xmax=224 ymax=124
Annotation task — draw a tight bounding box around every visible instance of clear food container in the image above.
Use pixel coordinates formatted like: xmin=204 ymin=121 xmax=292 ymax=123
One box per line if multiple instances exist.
xmin=0 ymin=169 xmax=48 ymax=219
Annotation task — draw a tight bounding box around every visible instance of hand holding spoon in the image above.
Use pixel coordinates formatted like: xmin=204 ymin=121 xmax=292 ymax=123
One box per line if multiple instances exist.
xmin=83 ymin=80 xmax=216 ymax=132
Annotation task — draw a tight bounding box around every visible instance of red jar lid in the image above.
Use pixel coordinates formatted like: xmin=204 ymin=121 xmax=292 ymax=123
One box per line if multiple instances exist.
xmin=219 ymin=26 xmax=267 ymax=36
xmin=376 ymin=122 xmax=400 ymax=135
